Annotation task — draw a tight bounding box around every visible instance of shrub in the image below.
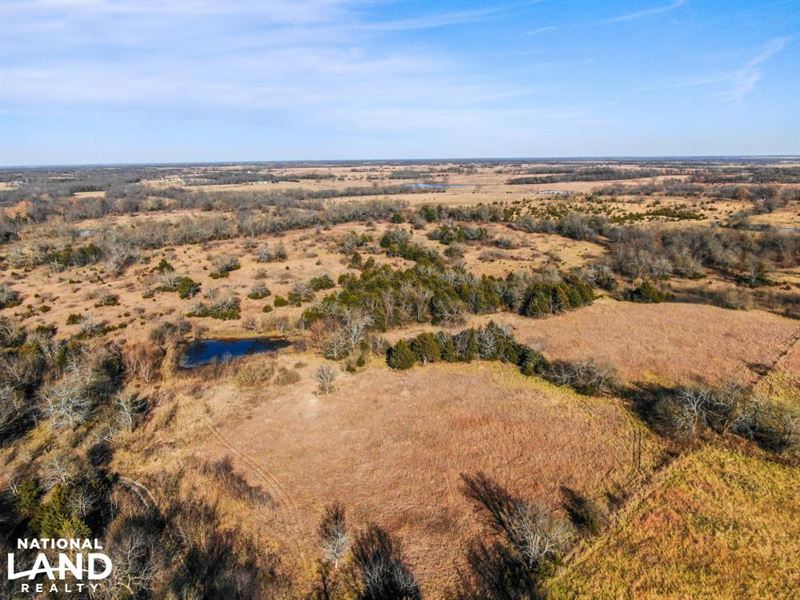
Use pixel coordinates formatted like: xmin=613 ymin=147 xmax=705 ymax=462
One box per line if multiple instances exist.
xmin=94 ymin=293 xmax=119 ymax=307
xmin=153 ymin=258 xmax=174 ymax=273
xmin=123 ymin=343 xmax=164 ymax=383
xmin=623 ymin=280 xmax=665 ymax=303
xmin=209 ymin=255 xmax=241 ymax=278
xmin=114 ymin=392 xmax=148 ymax=432
xmin=387 ymin=340 xmax=416 ymax=370
xmin=428 ymin=224 xmax=488 ymax=245
xmin=544 ymin=360 xmax=619 ymax=396
xmin=39 ymin=375 xmax=90 ymax=429
xmin=274 ymin=295 xmax=288 ymax=307
xmin=0 ymin=318 xmax=26 ymax=347
xmin=288 ymin=282 xmax=314 ymax=304
xmin=583 ymin=264 xmax=618 ymax=291
xmin=237 ymin=361 xmax=276 ymax=388
xmin=174 ymin=276 xmax=201 ymax=299
xmin=188 ymin=296 xmax=241 ymax=320
xmin=410 ymin=332 xmax=442 ymax=364
xmin=310 ymin=274 xmax=335 ymax=291
xmin=66 ymin=313 xmax=84 ymax=325
xmin=256 ymin=242 xmax=288 ymax=263
xmin=0 ymin=283 xmax=22 ymax=309
xmin=339 ymin=232 xmax=372 ymax=254
xmin=157 ymin=274 xmax=201 ymax=298
xmin=274 ymin=366 xmax=301 ymax=386
xmin=150 ymin=317 xmax=191 ymax=345
xmin=561 ymin=487 xmax=608 ymax=536
xmin=247 ymin=282 xmax=271 ymax=300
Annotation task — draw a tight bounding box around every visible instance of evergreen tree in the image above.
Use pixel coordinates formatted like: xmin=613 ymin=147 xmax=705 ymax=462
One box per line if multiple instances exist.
xmin=387 ymin=340 xmax=416 ymax=370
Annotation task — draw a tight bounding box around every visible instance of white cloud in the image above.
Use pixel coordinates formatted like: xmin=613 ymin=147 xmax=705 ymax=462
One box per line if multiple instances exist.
xmin=525 ymin=26 xmax=557 ymax=36
xmin=604 ymin=0 xmax=687 ymax=24
xmin=722 ymin=37 xmax=790 ymax=101
xmin=0 ymin=0 xmax=578 ymax=137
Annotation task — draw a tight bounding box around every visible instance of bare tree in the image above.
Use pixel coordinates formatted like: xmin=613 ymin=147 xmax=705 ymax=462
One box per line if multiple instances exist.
xmin=316 ymin=365 xmax=337 ymax=395
xmin=352 ymin=525 xmax=420 ymax=600
xmin=342 ymin=309 xmax=373 ymax=355
xmin=40 ymin=374 xmax=91 ymax=429
xmin=115 ymin=392 xmax=147 ymax=433
xmin=461 ymin=472 xmax=571 ymax=568
xmin=123 ymin=343 xmax=163 ymax=384
xmin=324 ymin=328 xmax=350 ymax=360
xmin=319 ymin=502 xmax=349 ymax=568
xmin=41 ymin=455 xmax=79 ymax=489
xmin=672 ymin=387 xmax=712 ymax=438
xmin=508 ymin=500 xmax=570 ymax=567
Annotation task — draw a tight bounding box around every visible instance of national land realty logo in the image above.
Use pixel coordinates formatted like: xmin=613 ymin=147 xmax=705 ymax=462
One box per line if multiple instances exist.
xmin=6 ymin=538 xmax=112 ymax=594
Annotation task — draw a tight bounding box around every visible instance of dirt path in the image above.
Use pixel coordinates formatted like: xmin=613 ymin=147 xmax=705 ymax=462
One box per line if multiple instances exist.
xmin=204 ymin=415 xmax=297 ymax=511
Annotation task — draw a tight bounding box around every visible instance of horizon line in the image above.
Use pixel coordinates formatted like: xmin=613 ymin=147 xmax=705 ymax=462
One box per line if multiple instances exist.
xmin=2 ymin=154 xmax=799 ymax=170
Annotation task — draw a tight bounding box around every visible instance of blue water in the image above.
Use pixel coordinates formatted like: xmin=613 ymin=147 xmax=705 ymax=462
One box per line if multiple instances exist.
xmin=180 ymin=337 xmax=290 ymax=368
xmin=411 ymin=182 xmax=464 ymax=189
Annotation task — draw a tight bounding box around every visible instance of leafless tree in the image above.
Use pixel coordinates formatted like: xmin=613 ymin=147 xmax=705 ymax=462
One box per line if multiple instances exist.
xmin=123 ymin=343 xmax=163 ymax=383
xmin=461 ymin=472 xmax=571 ymax=569
xmin=69 ymin=486 xmax=100 ymax=519
xmin=324 ymin=328 xmax=350 ymax=360
xmin=672 ymin=387 xmax=712 ymax=438
xmin=40 ymin=374 xmax=91 ymax=429
xmin=315 ymin=365 xmax=337 ymax=395
xmin=319 ymin=502 xmax=349 ymax=568
xmin=106 ymin=528 xmax=156 ymax=600
xmin=342 ymin=309 xmax=373 ymax=354
xmin=352 ymin=525 xmax=420 ymax=600
xmin=41 ymin=455 xmax=80 ymax=489
xmin=507 ymin=500 xmax=571 ymax=567
xmin=115 ymin=392 xmax=146 ymax=433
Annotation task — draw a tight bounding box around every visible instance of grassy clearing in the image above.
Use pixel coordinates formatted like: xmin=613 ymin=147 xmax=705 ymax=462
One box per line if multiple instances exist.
xmin=204 ymin=361 xmax=665 ymax=595
xmin=549 ymin=445 xmax=800 ymax=599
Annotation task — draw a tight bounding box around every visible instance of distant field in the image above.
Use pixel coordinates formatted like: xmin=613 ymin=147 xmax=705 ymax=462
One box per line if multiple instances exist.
xmin=384 ymin=298 xmax=799 ymax=387
xmin=2 ymin=159 xmax=799 ymax=598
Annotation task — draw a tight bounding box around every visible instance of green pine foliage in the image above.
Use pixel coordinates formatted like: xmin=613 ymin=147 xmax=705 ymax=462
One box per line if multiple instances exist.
xmin=309 ymin=274 xmax=336 ymax=291
xmin=623 ymin=280 xmax=666 ymax=303
xmin=427 ymin=224 xmax=488 ymax=245
xmin=387 ymin=339 xmax=416 ymax=369
xmin=386 ymin=323 xmax=618 ymax=397
xmin=158 ymin=275 xmax=201 ymax=299
xmin=304 ymin=259 xmax=593 ymax=331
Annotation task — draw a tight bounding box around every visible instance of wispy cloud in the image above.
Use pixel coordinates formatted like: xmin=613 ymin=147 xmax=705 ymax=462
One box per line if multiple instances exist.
xmin=0 ymin=0 xmax=573 ymax=129
xmin=362 ymin=7 xmax=501 ymax=31
xmin=722 ymin=37 xmax=790 ymax=101
xmin=634 ymin=36 xmax=791 ymax=102
xmin=525 ymin=26 xmax=557 ymax=36
xmin=604 ymin=0 xmax=686 ymax=24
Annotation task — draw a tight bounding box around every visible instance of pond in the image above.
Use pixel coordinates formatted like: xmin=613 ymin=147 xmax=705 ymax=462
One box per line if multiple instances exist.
xmin=179 ymin=337 xmax=291 ymax=368
xmin=411 ymin=182 xmax=465 ymax=189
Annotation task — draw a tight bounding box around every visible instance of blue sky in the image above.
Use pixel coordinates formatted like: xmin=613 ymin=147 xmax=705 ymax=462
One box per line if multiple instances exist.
xmin=1 ymin=0 xmax=798 ymax=165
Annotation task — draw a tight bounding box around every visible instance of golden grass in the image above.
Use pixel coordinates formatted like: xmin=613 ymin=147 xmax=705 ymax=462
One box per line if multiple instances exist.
xmin=549 ymin=445 xmax=800 ymax=599
xmin=468 ymin=298 xmax=799 ymax=387
xmin=182 ymin=361 xmax=664 ymax=596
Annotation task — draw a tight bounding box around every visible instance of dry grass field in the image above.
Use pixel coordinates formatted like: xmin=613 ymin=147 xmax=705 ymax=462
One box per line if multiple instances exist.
xmin=474 ymin=299 xmax=800 ymax=386
xmin=114 ymin=360 xmax=664 ymax=596
xmin=549 ymin=445 xmax=800 ymax=599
